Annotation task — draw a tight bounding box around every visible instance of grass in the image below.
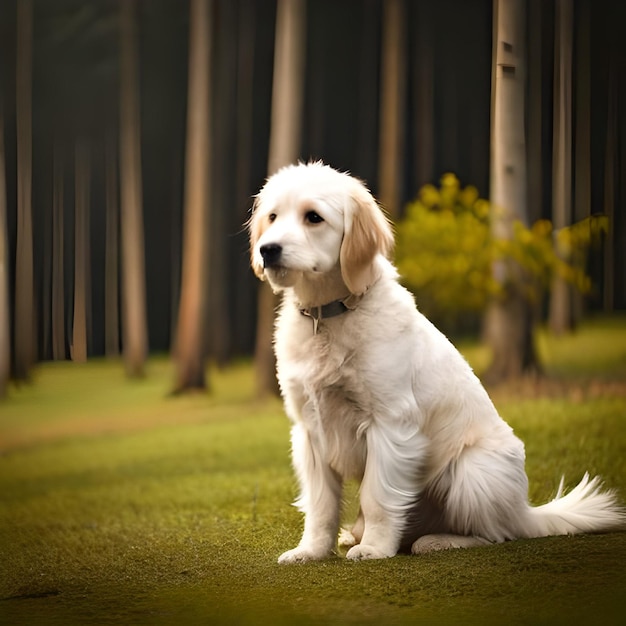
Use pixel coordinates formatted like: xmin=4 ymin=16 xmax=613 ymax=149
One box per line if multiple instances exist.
xmin=1 ymin=316 xmax=626 ymax=625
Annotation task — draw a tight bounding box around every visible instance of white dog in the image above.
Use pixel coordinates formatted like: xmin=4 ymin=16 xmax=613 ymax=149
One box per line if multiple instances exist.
xmin=248 ymin=161 xmax=625 ymax=563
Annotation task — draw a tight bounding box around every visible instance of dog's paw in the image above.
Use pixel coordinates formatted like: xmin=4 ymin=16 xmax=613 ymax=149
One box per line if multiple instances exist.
xmin=346 ymin=544 xmax=391 ymax=561
xmin=338 ymin=527 xmax=357 ymax=548
xmin=277 ymin=547 xmax=329 ymax=564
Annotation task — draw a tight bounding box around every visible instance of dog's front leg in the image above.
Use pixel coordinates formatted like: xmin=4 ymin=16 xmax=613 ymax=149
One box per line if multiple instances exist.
xmin=278 ymin=423 xmax=342 ymax=564
xmin=346 ymin=421 xmax=425 ymax=561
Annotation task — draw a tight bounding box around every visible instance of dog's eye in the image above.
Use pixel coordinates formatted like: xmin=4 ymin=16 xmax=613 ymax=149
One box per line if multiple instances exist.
xmin=305 ymin=211 xmax=324 ymax=224
xmin=268 ymin=213 xmax=277 ymax=223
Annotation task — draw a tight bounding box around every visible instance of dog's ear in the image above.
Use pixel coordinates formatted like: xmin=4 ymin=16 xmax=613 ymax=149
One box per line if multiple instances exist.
xmin=340 ymin=184 xmax=394 ymax=295
xmin=247 ymin=198 xmax=266 ymax=280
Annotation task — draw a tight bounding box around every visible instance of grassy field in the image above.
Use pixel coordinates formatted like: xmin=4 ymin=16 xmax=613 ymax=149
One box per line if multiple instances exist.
xmin=1 ymin=317 xmax=626 ymax=625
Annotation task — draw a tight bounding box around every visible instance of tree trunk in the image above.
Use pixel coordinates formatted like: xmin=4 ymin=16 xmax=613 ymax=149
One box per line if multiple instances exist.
xmin=41 ymin=156 xmax=52 ymax=362
xmin=0 ymin=108 xmax=10 ymax=397
xmin=209 ymin=0 xmax=237 ymax=367
xmin=266 ymin=0 xmax=305 ymax=177
xmin=51 ymin=143 xmax=65 ymax=360
xmin=549 ymin=0 xmax=574 ymax=335
xmin=254 ymin=0 xmax=306 ymax=398
xmin=72 ymin=140 xmax=89 ymax=362
xmin=14 ymin=0 xmax=35 ymax=380
xmin=572 ymin=0 xmax=591 ymax=323
xmin=173 ymin=0 xmax=212 ymax=393
xmin=233 ymin=0 xmax=257 ymax=356
xmin=378 ymin=0 xmax=406 ymax=217
xmin=356 ymin=0 xmax=379 ymax=183
xmin=526 ymin=0 xmax=543 ymax=226
xmin=602 ymin=62 xmax=617 ymax=312
xmin=105 ymin=133 xmax=120 ymax=357
xmin=413 ymin=0 xmax=434 ymax=190
xmin=119 ymin=0 xmax=148 ymax=377
xmin=484 ymin=0 xmax=539 ymax=384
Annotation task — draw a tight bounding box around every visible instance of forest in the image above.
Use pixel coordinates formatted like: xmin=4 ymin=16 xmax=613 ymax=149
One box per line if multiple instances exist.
xmin=1 ymin=0 xmax=625 ymax=396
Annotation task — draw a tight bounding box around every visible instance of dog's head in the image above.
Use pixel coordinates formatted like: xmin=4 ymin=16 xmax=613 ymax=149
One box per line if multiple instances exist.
xmin=248 ymin=162 xmax=394 ymax=297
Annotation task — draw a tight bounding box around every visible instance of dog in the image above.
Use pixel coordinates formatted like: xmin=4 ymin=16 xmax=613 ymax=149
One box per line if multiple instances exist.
xmin=248 ymin=161 xmax=625 ymax=563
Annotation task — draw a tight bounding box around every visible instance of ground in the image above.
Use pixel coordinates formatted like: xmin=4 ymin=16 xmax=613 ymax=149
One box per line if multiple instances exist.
xmin=1 ymin=316 xmax=625 ymax=625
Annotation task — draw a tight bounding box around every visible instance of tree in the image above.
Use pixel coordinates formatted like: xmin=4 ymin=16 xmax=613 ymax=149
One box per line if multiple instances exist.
xmin=0 ymin=107 xmax=9 ymax=397
xmin=603 ymin=60 xmax=617 ymax=312
xmin=254 ymin=0 xmax=306 ymax=398
xmin=526 ymin=0 xmax=543 ymax=226
xmin=71 ymin=139 xmax=89 ymax=362
xmin=484 ymin=0 xmax=539 ymax=383
xmin=355 ymin=0 xmax=379 ymax=182
xmin=208 ymin=0 xmax=238 ymax=366
xmin=104 ymin=133 xmax=119 ymax=357
xmin=572 ymin=0 xmax=591 ymax=323
xmin=232 ymin=0 xmax=258 ymax=357
xmin=14 ymin=0 xmax=35 ymax=381
xmin=119 ymin=0 xmax=148 ymax=377
xmin=172 ymin=0 xmax=213 ymax=393
xmin=51 ymin=142 xmax=66 ymax=361
xmin=378 ymin=0 xmax=406 ymax=218
xmin=549 ymin=0 xmax=574 ymax=335
xmin=412 ymin=0 xmax=434 ymax=190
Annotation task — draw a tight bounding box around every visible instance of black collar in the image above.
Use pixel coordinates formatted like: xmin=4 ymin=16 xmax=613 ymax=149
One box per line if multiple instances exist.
xmin=299 ymin=294 xmax=361 ymax=334
xmin=300 ymin=299 xmax=349 ymax=321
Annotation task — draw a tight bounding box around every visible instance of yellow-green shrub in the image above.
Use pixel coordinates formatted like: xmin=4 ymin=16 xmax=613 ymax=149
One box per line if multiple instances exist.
xmin=394 ymin=174 xmax=605 ymax=330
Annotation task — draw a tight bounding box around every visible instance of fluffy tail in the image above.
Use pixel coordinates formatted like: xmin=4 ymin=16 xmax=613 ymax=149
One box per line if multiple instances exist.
xmin=528 ymin=473 xmax=626 ymax=537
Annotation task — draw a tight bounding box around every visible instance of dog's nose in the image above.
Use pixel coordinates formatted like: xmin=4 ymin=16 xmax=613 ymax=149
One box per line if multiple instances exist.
xmin=260 ymin=243 xmax=282 ymax=268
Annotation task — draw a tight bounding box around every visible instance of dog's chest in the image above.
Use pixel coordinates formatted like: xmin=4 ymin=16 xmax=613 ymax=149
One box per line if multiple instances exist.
xmin=279 ymin=325 xmax=370 ymax=479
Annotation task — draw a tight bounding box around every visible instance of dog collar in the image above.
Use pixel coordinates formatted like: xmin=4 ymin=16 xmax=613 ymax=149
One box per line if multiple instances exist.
xmin=299 ymin=294 xmax=361 ymax=334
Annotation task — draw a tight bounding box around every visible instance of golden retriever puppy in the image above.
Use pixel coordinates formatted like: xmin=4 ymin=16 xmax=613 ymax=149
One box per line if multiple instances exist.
xmin=248 ymin=161 xmax=625 ymax=563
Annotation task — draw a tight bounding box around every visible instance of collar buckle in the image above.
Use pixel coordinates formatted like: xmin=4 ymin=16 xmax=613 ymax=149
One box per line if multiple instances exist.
xmin=299 ymin=295 xmax=360 ymax=334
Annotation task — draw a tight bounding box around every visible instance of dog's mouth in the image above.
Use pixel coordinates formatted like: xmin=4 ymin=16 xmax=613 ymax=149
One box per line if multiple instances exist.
xmin=265 ymin=264 xmax=292 ymax=279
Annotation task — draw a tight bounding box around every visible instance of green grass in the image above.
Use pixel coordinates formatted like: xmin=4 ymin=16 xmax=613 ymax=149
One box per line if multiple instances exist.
xmin=1 ymin=317 xmax=626 ymax=625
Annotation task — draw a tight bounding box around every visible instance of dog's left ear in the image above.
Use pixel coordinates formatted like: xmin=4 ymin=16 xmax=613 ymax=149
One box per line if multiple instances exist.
xmin=247 ymin=198 xmax=266 ymax=280
xmin=340 ymin=184 xmax=394 ymax=296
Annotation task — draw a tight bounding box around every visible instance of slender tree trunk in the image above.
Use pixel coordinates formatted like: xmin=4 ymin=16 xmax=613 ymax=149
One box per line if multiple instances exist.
xmin=413 ymin=1 xmax=434 ymax=189
xmin=14 ymin=0 xmax=35 ymax=380
xmin=72 ymin=140 xmax=89 ymax=362
xmin=0 ymin=108 xmax=10 ymax=396
xmin=51 ymin=143 xmax=65 ymax=360
xmin=603 ymin=62 xmax=617 ymax=312
xmin=169 ymin=146 xmax=182 ymax=350
xmin=266 ymin=0 xmax=305 ymax=176
xmin=255 ymin=0 xmax=305 ymax=398
xmin=173 ymin=0 xmax=212 ymax=392
xmin=209 ymin=0 xmax=237 ymax=366
xmin=41 ymin=154 xmax=52 ymax=361
xmin=233 ymin=0 xmax=256 ymax=356
xmin=549 ymin=0 xmax=574 ymax=335
xmin=526 ymin=0 xmax=543 ymax=225
xmin=484 ymin=0 xmax=539 ymax=384
xmin=105 ymin=134 xmax=120 ymax=357
xmin=572 ymin=0 xmax=591 ymax=323
xmin=378 ymin=0 xmax=406 ymax=217
xmin=119 ymin=0 xmax=148 ymax=377
xmin=356 ymin=0 xmax=379 ymax=183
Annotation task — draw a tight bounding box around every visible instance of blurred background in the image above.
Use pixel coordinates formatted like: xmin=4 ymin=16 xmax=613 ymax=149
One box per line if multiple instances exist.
xmin=1 ymin=0 xmax=625 ymax=395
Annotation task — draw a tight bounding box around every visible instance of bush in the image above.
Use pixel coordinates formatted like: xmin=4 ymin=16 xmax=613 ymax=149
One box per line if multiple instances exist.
xmin=394 ymin=174 xmax=604 ymax=332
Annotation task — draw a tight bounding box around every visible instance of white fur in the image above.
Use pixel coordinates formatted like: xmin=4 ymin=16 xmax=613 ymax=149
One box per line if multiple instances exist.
xmin=248 ymin=162 xmax=625 ymax=563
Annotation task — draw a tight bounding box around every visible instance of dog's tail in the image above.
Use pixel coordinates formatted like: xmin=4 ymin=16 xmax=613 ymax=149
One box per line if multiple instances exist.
xmin=527 ymin=473 xmax=626 ymax=536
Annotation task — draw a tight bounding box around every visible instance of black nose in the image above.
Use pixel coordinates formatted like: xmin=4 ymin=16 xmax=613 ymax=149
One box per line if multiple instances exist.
xmin=260 ymin=243 xmax=282 ymax=267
